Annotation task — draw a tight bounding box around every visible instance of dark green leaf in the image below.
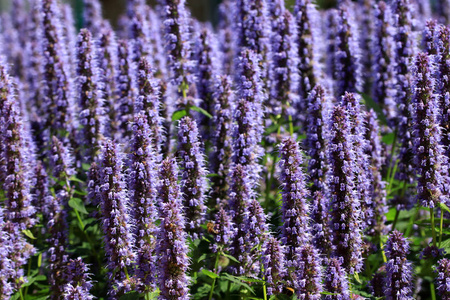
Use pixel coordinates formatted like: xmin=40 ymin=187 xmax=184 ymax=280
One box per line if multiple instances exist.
xmin=191 ymin=106 xmax=212 ymax=118
xmin=222 ymin=253 xmax=240 ymax=263
xmin=172 ymin=110 xmax=187 ymax=121
xmin=69 ymin=198 xmax=88 ymax=214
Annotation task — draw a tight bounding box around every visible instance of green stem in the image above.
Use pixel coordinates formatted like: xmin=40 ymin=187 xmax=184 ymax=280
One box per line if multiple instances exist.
xmin=405 ymin=205 xmax=421 ymax=237
xmin=431 ymin=208 xmax=437 ymax=247
xmin=387 ymin=159 xmax=399 ymax=196
xmin=265 ymin=153 xmax=277 ymax=207
xmin=124 ymin=267 xmax=130 ymax=280
xmin=391 ymin=209 xmax=400 ymax=232
xmin=288 ymin=114 xmax=294 ymax=136
xmin=431 ymin=282 xmax=436 ymax=300
xmin=208 ymin=251 xmax=221 ymax=300
xmin=19 ymin=288 xmax=24 ymax=300
xmin=386 ymin=128 xmax=398 ymax=181
xmin=380 ymin=240 xmax=387 ymax=263
xmin=24 ymin=258 xmax=32 ymax=297
xmin=439 ymin=209 xmax=444 ymax=247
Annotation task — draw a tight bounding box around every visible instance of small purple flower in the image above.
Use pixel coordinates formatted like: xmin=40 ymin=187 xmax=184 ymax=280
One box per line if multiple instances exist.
xmin=383 ymin=230 xmax=413 ymax=299
xmin=263 ymin=236 xmax=286 ymax=295
xmin=0 ymin=207 xmax=14 ymax=299
xmin=420 ymin=245 xmax=445 ymax=260
xmin=82 ymin=0 xmax=104 ymax=37
xmin=210 ymin=207 xmax=235 ymax=253
xmin=156 ymin=158 xmax=190 ymax=300
xmin=324 ymin=258 xmax=351 ymax=300
xmin=62 ymin=258 xmax=94 ymax=300
xmin=177 ymin=116 xmax=208 ymax=239
xmin=310 ymin=191 xmax=332 ymax=257
xmin=436 ymin=258 xmax=450 ymax=300
xmin=422 ymin=20 xmax=437 ymax=55
xmin=127 ymin=2 xmax=151 ymax=65
xmin=296 ymin=244 xmax=323 ymax=299
xmin=217 ymin=0 xmax=234 ymax=74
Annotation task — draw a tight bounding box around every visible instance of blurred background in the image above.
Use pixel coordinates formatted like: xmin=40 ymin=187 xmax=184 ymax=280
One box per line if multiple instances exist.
xmin=0 ymin=0 xmax=336 ymax=27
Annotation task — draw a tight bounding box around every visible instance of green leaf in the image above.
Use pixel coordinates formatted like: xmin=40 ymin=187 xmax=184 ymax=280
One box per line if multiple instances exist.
xmin=172 ymin=110 xmax=187 ymax=121
xmin=70 ymin=176 xmax=85 ymax=183
xmin=22 ymin=229 xmax=37 ymax=239
xmin=202 ymin=269 xmax=219 ymax=279
xmin=222 ymin=253 xmax=240 ymax=263
xmin=360 ymin=93 xmax=388 ymax=125
xmin=221 ymin=274 xmax=255 ymax=295
xmin=382 ymin=132 xmax=396 ymax=145
xmin=353 ymin=272 xmax=361 ymax=284
xmin=197 ymin=253 xmax=208 ymax=263
xmin=191 ymin=105 xmax=212 ymax=118
xmin=119 ymin=292 xmax=141 ymax=300
xmin=438 ymin=202 xmax=450 ymax=214
xmin=38 ymin=252 xmax=42 ymax=268
xmin=440 ymin=238 xmax=450 ymax=253
xmin=234 ymin=276 xmax=265 ymax=283
xmin=69 ymin=197 xmax=88 ymax=214
xmin=206 ymin=173 xmax=220 ymax=178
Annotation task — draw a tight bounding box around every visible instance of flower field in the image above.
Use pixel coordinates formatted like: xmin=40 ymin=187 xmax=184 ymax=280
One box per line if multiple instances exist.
xmin=2 ymin=0 xmax=450 ymax=299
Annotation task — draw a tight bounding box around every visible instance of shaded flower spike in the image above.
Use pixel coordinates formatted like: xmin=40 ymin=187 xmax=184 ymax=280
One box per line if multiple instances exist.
xmin=393 ymin=0 xmax=416 ymax=189
xmin=209 ymin=75 xmax=234 ymax=208
xmin=62 ymin=258 xmax=94 ymax=300
xmin=135 ymin=57 xmax=164 ymax=154
xmin=334 ymin=3 xmax=362 ymax=97
xmin=326 ymin=105 xmax=363 ymax=274
xmin=97 ymin=21 xmax=120 ymax=138
xmin=305 ymin=84 xmax=329 ymax=194
xmin=82 ymin=0 xmax=104 ymax=37
xmin=296 ymin=244 xmax=323 ymax=299
xmin=210 ymin=207 xmax=235 ymax=253
xmin=157 ymin=158 xmax=190 ymax=300
xmin=39 ymin=0 xmax=76 ymax=140
xmin=128 ymin=113 xmax=159 ymax=290
xmin=436 ymin=258 xmax=450 ymax=300
xmin=50 ymin=136 xmax=76 ymax=182
xmin=310 ymin=191 xmax=332 ymax=257
xmin=325 ymin=9 xmax=338 ymax=83
xmin=177 ymin=116 xmax=208 ymax=239
xmin=217 ymin=0 xmax=234 ymax=74
xmin=127 ymin=1 xmax=151 ymax=65
xmin=383 ymin=230 xmax=413 ymax=299
xmin=423 ymin=20 xmax=437 ymax=55
xmin=32 ymin=161 xmax=51 ymax=217
xmin=263 ymin=236 xmax=286 ymax=295
xmin=0 ymin=207 xmax=14 ymax=299
xmin=412 ymin=52 xmax=449 ymax=208
xmin=324 ymin=258 xmax=351 ymax=300
xmin=278 ymin=138 xmax=310 ymax=270
xmin=371 ymin=1 xmax=397 ymax=124
xmin=365 ymin=110 xmax=388 ymax=238
xmin=98 ymin=139 xmax=136 ymax=297
xmin=76 ymin=28 xmax=104 ymax=162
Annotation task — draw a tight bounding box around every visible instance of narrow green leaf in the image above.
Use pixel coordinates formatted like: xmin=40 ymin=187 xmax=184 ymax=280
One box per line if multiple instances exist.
xmin=202 ymin=269 xmax=219 ymax=279
xmin=22 ymin=229 xmax=37 ymax=239
xmin=191 ymin=105 xmax=212 ymax=118
xmin=38 ymin=252 xmax=42 ymax=268
xmin=221 ymin=274 xmax=255 ymax=295
xmin=222 ymin=253 xmax=240 ymax=263
xmin=172 ymin=110 xmax=187 ymax=121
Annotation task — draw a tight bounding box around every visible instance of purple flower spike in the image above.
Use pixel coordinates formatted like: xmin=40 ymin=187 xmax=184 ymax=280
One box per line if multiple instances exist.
xmin=127 ymin=2 xmax=151 ymax=65
xmin=296 ymin=244 xmax=323 ymax=299
xmin=135 ymin=57 xmax=164 ymax=154
xmin=177 ymin=116 xmax=208 ymax=239
xmin=436 ymin=258 xmax=450 ymax=300
xmin=39 ymin=0 xmax=76 ymax=140
xmin=412 ymin=53 xmax=449 ymax=208
xmin=218 ymin=0 xmax=234 ymax=74
xmin=325 ymin=9 xmax=338 ymax=83
xmin=210 ymin=207 xmax=235 ymax=253
xmin=334 ymin=3 xmax=362 ymax=97
xmin=310 ymin=191 xmax=332 ymax=257
xmin=384 ymin=230 xmax=413 ymax=299
xmin=278 ymin=138 xmax=310 ymax=271
xmin=62 ymin=258 xmax=94 ymax=300
xmin=97 ymin=22 xmax=120 ymax=138
xmin=371 ymin=1 xmax=397 ymax=124
xmin=306 ymin=85 xmax=329 ymax=194
xmin=263 ymin=236 xmax=286 ymax=295
xmin=82 ymin=0 xmax=104 ymax=37
xmin=32 ymin=161 xmax=50 ymax=217
xmin=365 ymin=110 xmax=388 ymax=237
xmin=128 ymin=113 xmax=159 ymax=290
xmin=157 ymin=158 xmax=190 ymax=300
xmin=76 ymin=29 xmax=104 ymax=162
xmin=50 ymin=136 xmax=76 ymax=182
xmin=324 ymin=258 xmax=351 ymax=300
xmin=327 ymin=105 xmax=363 ymax=274
xmin=0 ymin=207 xmax=14 ymax=299
xmin=98 ymin=139 xmax=136 ymax=297
xmin=423 ymin=20 xmax=437 ymax=55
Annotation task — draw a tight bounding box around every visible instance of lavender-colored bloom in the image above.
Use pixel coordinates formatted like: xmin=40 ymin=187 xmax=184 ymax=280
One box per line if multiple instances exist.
xmin=50 ymin=136 xmax=76 ymax=182
xmin=412 ymin=53 xmax=449 ymax=207
xmin=263 ymin=236 xmax=285 ymax=295
xmin=62 ymin=258 xmax=94 ymax=300
xmin=365 ymin=110 xmax=388 ymax=237
xmin=82 ymin=0 xmax=104 ymax=37
xmin=357 ymin=0 xmax=375 ymax=91
xmin=209 ymin=75 xmax=234 ymax=208
xmin=147 ymin=10 xmax=167 ymax=79
xmin=0 ymin=208 xmax=14 ymax=299
xmin=76 ymin=29 xmax=104 ymax=161
xmin=420 ymin=245 xmax=445 ymax=260
xmin=210 ymin=207 xmax=235 ymax=253
xmin=127 ymin=2 xmax=151 ymax=65
xmin=278 ymin=138 xmax=310 ymax=267
xmin=422 ymin=20 xmax=437 ymax=55
xmin=98 ymin=139 xmax=136 ymax=296
xmin=436 ymin=0 xmax=450 ymax=24
xmin=87 ymin=161 xmax=100 ymax=207
xmin=61 ymin=4 xmax=77 ymax=78
xmin=384 ymin=230 xmax=413 ymax=299
xmin=97 ymin=22 xmax=120 ymax=138
xmin=325 ymin=9 xmax=338 ymax=83
xmin=324 ymin=258 xmax=351 ymax=300
xmin=157 ymin=158 xmax=190 ymax=300
xmin=436 ymin=258 xmax=450 ymax=300
xmin=326 ymin=105 xmax=363 ymax=274
xmin=371 ymin=1 xmax=397 ymax=123
xmin=306 ymin=85 xmax=329 ymax=194
xmin=128 ymin=113 xmax=159 ymax=289
xmin=268 ymin=8 xmax=298 ymax=118
xmin=116 ymin=39 xmax=137 ymax=140
xmin=393 ymin=0 xmax=416 ymax=190
xmin=334 ymin=4 xmax=362 ymax=97
xmin=32 ymin=161 xmax=50 ymax=216
xmin=217 ymin=0 xmax=234 ymax=75
xmin=39 ymin=0 xmax=76 ymax=140
xmin=247 ymin=197 xmax=268 ymax=274
xmin=135 ymin=57 xmax=164 ymax=154
xmin=177 ymin=117 xmax=208 ymax=239
xmin=296 ymin=244 xmax=323 ymax=299
xmin=294 ymin=0 xmax=320 ymax=119
xmin=310 ymin=191 xmax=332 ymax=257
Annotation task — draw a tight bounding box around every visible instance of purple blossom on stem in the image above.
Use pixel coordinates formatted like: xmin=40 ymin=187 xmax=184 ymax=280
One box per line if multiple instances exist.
xmin=147 ymin=10 xmax=167 ymax=79
xmin=436 ymin=258 xmax=450 ymax=300
xmin=296 ymin=244 xmax=323 ymax=299
xmin=412 ymin=53 xmax=449 ymax=208
xmin=324 ymin=258 xmax=351 ymax=300
xmin=263 ymin=236 xmax=286 ymax=295
xmin=76 ymin=29 xmax=104 ymax=161
xmin=128 ymin=2 xmax=152 ymax=65
xmin=177 ymin=116 xmax=208 ymax=239
xmin=217 ymin=0 xmax=234 ymax=75
xmin=210 ymin=207 xmax=235 ymax=253
xmin=128 ymin=113 xmax=159 ymax=290
xmin=32 ymin=161 xmax=50 ymax=217
xmin=383 ymin=230 xmax=413 ymax=299
xmin=357 ymin=0 xmax=375 ymax=91
xmin=98 ymin=139 xmax=136 ymax=297
xmin=62 ymin=258 xmax=94 ymax=300
xmin=156 ymin=158 xmax=190 ymax=300
xmin=0 ymin=208 xmax=14 ymax=299
xmin=82 ymin=0 xmax=104 ymax=37
xmin=326 ymin=105 xmax=363 ymax=274
xmin=310 ymin=191 xmax=332 ymax=257
xmin=422 ymin=20 xmax=437 ymax=55
xmin=87 ymin=162 xmax=100 ymax=207
xmin=325 ymin=9 xmax=338 ymax=83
